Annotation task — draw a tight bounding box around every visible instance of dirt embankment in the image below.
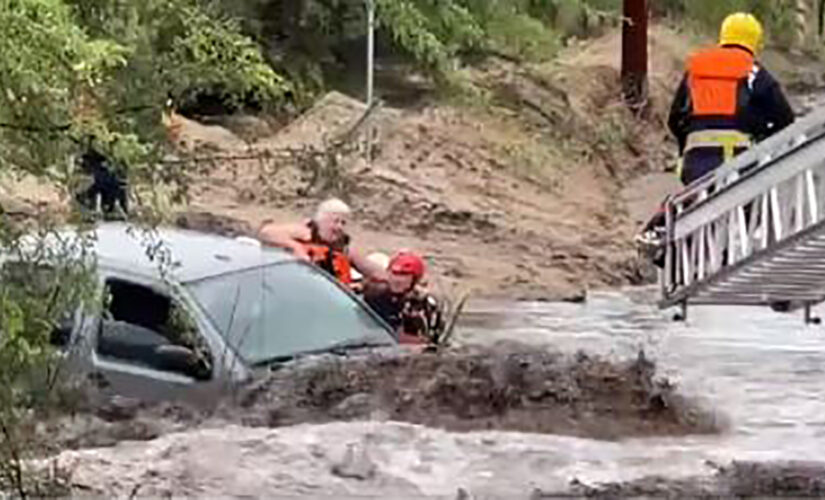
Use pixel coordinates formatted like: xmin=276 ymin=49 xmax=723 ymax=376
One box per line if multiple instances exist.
xmin=172 ymin=25 xmax=823 ymax=301
xmin=4 ymin=25 xmax=820 ymax=300
xmin=164 ymin=25 xmax=699 ymax=301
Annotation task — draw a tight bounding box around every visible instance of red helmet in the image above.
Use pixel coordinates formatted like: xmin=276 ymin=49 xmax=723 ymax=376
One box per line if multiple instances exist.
xmin=388 ymin=251 xmax=426 ymax=282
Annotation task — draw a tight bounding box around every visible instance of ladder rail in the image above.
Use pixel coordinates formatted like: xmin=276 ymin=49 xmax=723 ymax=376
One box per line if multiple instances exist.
xmin=672 ymin=105 xmax=825 ymax=208
xmin=661 ymin=108 xmax=825 ymax=309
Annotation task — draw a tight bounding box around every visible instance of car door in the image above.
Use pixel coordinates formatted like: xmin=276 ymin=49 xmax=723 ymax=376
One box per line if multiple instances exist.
xmin=88 ymin=268 xmax=232 ymax=406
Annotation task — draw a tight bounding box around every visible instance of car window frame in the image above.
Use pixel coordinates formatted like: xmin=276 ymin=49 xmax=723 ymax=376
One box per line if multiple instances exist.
xmin=91 ymin=266 xmax=230 ymax=384
xmin=310 ymin=261 xmax=398 ymax=336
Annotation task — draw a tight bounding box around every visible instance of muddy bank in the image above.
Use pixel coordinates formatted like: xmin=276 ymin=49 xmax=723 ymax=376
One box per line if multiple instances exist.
xmin=3 ymin=25 xmax=820 ymax=301
xmin=162 ymin=26 xmax=700 ymax=302
xmin=171 ymin=29 xmax=825 ymax=302
xmin=547 ymin=461 xmax=825 ymax=498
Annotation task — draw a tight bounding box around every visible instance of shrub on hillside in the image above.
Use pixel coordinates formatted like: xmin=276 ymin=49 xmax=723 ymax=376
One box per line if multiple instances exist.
xmin=656 ymin=0 xmax=802 ymax=50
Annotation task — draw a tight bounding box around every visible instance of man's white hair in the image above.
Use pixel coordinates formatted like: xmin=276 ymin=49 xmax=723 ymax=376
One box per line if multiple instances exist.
xmin=315 ymin=198 xmax=351 ymax=220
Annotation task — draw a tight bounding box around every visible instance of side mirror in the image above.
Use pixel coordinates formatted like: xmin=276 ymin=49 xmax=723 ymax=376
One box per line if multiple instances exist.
xmin=153 ymin=344 xmax=212 ymax=381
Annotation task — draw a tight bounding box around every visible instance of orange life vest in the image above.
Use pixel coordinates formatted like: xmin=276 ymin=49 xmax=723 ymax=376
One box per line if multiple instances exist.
xmin=299 ymin=221 xmax=352 ymax=284
xmin=687 ymin=47 xmax=754 ymax=118
xmin=302 ymin=243 xmax=353 ymax=284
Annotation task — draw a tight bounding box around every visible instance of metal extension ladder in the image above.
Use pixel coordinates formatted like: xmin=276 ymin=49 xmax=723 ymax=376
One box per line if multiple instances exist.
xmin=660 ymin=106 xmax=825 ymax=323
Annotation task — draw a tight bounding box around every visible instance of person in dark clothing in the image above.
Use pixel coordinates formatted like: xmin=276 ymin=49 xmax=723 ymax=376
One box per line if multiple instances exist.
xmin=668 ymin=66 xmax=793 ymax=182
xmin=75 ymin=147 xmax=129 ymax=216
xmin=362 ymin=251 xmax=444 ymax=344
xmin=637 ymin=12 xmax=795 ymax=265
xmin=667 ymin=12 xmax=794 ymax=185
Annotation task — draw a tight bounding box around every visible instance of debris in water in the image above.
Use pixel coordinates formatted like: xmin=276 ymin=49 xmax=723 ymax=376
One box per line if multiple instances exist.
xmin=456 ymin=487 xmax=473 ymax=499
xmin=330 ymin=442 xmax=376 ymax=480
xmin=562 ymin=288 xmax=588 ymax=304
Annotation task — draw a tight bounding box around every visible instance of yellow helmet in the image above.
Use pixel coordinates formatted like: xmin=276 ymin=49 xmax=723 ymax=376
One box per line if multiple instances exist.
xmin=719 ymin=12 xmax=764 ymax=55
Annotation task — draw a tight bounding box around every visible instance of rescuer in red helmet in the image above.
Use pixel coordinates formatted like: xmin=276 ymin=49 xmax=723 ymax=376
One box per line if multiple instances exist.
xmin=362 ymin=250 xmax=444 ymax=344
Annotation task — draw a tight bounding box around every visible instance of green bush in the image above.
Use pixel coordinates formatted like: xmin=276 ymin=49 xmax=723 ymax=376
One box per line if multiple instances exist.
xmin=0 ymin=225 xmax=99 ymax=496
xmin=0 ymin=1 xmax=289 ymax=493
xmin=216 ymin=0 xmax=626 ymax=100
xmin=657 ymin=0 xmax=800 ymax=50
xmin=485 ymin=11 xmax=560 ymax=61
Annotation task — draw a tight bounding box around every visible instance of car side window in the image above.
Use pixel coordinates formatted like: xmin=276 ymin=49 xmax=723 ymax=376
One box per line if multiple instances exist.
xmin=96 ymin=278 xmax=213 ymax=380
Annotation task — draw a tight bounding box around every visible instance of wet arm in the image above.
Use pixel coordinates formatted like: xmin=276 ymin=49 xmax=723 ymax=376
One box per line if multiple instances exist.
xmin=257 ymin=222 xmax=309 ymax=259
xmin=349 ymin=248 xmax=387 ymax=281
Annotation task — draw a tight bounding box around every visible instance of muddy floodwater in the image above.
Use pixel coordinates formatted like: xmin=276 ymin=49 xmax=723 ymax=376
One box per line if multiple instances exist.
xmin=59 ymin=287 xmax=825 ymax=497
xmin=461 ymin=288 xmax=825 ymax=484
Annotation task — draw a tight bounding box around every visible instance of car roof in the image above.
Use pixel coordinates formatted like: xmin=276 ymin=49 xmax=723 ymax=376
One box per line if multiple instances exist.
xmin=40 ymin=222 xmax=297 ymax=283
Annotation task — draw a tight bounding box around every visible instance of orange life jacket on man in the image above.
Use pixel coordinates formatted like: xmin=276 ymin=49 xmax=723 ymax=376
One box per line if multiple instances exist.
xmin=687 ymin=46 xmax=755 ymax=121
xmin=298 ymin=221 xmax=353 ymax=284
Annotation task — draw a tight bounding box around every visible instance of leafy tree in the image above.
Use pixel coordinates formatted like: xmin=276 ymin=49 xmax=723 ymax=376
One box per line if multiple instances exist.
xmin=0 ymin=0 xmax=286 ymax=494
xmin=0 ymin=225 xmax=98 ymax=496
xmin=218 ymin=0 xmax=600 ymax=99
xmin=0 ymin=0 xmax=287 ymax=197
xmin=656 ymin=0 xmax=802 ymax=50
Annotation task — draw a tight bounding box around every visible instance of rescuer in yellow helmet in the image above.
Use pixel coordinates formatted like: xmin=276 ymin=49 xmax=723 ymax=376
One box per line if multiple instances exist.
xmin=668 ymin=12 xmax=794 ymax=185
xmin=638 ymin=13 xmax=795 ymax=267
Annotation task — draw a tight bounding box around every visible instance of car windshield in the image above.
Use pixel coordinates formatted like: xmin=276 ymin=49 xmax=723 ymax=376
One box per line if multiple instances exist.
xmin=186 ymin=261 xmax=394 ymax=365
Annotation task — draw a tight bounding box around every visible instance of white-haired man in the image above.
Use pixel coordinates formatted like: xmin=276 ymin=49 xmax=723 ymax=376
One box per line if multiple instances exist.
xmin=257 ymin=198 xmax=385 ymax=285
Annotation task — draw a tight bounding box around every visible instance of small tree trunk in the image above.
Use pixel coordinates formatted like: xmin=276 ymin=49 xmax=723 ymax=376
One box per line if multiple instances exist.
xmin=792 ymin=0 xmax=813 ymax=51
xmin=621 ymin=0 xmax=648 ymax=114
xmin=819 ymin=0 xmax=825 ymax=39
